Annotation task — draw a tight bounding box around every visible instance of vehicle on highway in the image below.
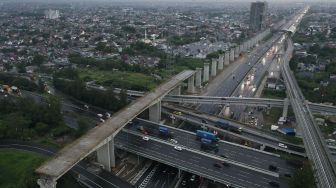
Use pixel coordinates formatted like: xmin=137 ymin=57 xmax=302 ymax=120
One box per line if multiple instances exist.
xmin=181 ymin=180 xmax=186 ymax=186
xmin=222 ymin=162 xmax=230 ymax=167
xmin=215 ymin=119 xmax=242 ymax=133
xmin=213 ymin=163 xmax=221 ymax=168
xmin=200 ymin=138 xmax=219 ymax=151
xmin=173 ymin=111 xmax=182 ymax=115
xmin=278 ymin=143 xmax=288 ymax=149
xmin=174 ymin=146 xmax=183 ymax=151
xmin=159 ymin=126 xmax=173 ymax=138
xmin=284 ymin=173 xmax=292 ymax=178
xmin=220 ymin=154 xmax=227 ymax=158
xmin=190 ymin=175 xmax=196 ymax=181
xmin=196 ymin=130 xmax=220 ymax=142
xmin=137 ymin=125 xmax=148 ymax=135
xmin=201 ymin=119 xmax=208 ymax=124
xmin=142 ymin=136 xmax=149 ymax=141
xmin=269 ymin=181 xmax=280 ymax=187
xmin=170 ymin=139 xmax=178 ymax=144
xmin=269 ymin=165 xmax=278 ymax=171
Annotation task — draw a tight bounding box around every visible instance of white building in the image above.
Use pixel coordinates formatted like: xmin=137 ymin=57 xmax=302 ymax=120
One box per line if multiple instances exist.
xmin=44 ymin=9 xmax=60 ymax=20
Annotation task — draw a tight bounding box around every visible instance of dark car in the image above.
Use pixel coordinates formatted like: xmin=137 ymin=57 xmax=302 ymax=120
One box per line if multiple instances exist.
xmin=220 ymin=154 xmax=227 ymax=158
xmin=222 ymin=162 xmax=230 ymax=167
xmin=202 ymin=119 xmax=208 ymax=124
xmin=213 ymin=163 xmax=221 ymax=168
xmin=269 ymin=181 xmax=280 ymax=187
xmin=284 ymin=173 xmax=292 ymax=178
xmin=269 ymin=165 xmax=278 ymax=171
xmin=181 ymin=180 xmax=186 ymax=187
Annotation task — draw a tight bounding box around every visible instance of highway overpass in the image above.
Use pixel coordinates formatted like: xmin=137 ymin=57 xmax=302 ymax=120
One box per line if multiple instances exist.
xmin=162 ymin=105 xmax=306 ymax=156
xmin=35 ymin=70 xmax=195 ymax=187
xmin=115 ymin=131 xmax=285 ymax=188
xmin=162 ymin=95 xmax=336 ymax=115
xmin=281 ymin=37 xmax=336 ymax=187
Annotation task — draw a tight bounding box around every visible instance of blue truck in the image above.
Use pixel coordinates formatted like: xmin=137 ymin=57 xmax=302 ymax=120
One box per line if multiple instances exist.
xmin=200 ymin=138 xmax=219 ymax=151
xmin=196 ymin=130 xmax=220 ymax=142
xmin=159 ymin=126 xmax=173 ymax=138
xmin=216 ymin=119 xmax=242 ymax=133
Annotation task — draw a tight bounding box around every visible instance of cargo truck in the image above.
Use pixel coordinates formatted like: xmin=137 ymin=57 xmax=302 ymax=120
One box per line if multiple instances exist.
xmin=200 ymin=138 xmax=219 ymax=151
xmin=216 ymin=119 xmax=242 ymax=133
xmin=159 ymin=126 xmax=173 ymax=138
xmin=196 ymin=130 xmax=220 ymax=142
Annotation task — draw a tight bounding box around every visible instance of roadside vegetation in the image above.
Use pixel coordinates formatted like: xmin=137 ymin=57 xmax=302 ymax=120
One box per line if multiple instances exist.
xmin=261 ymin=88 xmax=286 ymax=99
xmin=289 ymin=160 xmax=316 ymax=188
xmin=0 ymin=149 xmax=81 ymax=188
xmin=53 ymin=68 xmax=129 ymax=111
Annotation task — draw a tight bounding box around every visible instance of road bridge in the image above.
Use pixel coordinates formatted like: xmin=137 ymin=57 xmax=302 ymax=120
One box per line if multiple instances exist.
xmin=162 ymin=95 xmax=336 ymax=115
xmin=282 ymin=37 xmax=336 ymax=187
xmin=35 ymin=70 xmax=195 ymax=187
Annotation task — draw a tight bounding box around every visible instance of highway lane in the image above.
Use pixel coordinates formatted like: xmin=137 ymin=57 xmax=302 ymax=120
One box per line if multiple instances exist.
xmin=128 ymin=119 xmax=295 ymax=175
xmin=230 ymin=46 xmax=281 ymax=120
xmin=163 ymin=106 xmax=306 ymax=154
xmin=0 ymin=140 xmax=133 ymax=188
xmin=115 ymin=131 xmax=285 ymax=188
xmin=198 ymin=32 xmax=284 ymax=114
xmin=143 ymin=164 xmax=178 ymax=188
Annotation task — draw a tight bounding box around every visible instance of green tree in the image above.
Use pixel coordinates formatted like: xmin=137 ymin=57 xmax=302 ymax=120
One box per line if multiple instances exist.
xmin=119 ymin=89 xmax=128 ymax=108
xmin=32 ymin=54 xmax=45 ymax=66
xmin=35 ymin=122 xmax=49 ymax=135
xmin=76 ymin=117 xmax=89 ymax=136
xmin=289 ymin=161 xmax=316 ymax=188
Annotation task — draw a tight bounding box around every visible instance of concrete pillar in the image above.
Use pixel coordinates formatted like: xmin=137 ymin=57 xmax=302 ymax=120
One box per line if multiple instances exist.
xmin=178 ymin=169 xmax=182 ymax=178
xmin=234 ymin=46 xmax=240 ymax=58
xmin=110 ymin=139 xmax=115 ymax=168
xmin=97 ymin=139 xmax=115 ymax=171
xmin=224 ymin=51 xmax=230 ymax=65
xmin=149 ymin=101 xmax=161 ymax=123
xmin=203 ymin=63 xmax=210 ymax=82
xmin=218 ymin=55 xmax=224 ymax=70
xmin=195 ymin=68 xmax=202 ymax=88
xmin=187 ymin=74 xmax=195 ymax=93
xmin=239 ymin=44 xmax=244 ymax=53
xmin=282 ymin=98 xmax=289 ymax=119
xmin=247 ymin=40 xmax=252 ymax=49
xmin=37 ymin=177 xmax=57 ymax=188
xmin=170 ymin=85 xmax=181 ymax=95
xmin=211 ymin=58 xmax=217 ymax=77
xmin=230 ymin=48 xmax=235 ymax=62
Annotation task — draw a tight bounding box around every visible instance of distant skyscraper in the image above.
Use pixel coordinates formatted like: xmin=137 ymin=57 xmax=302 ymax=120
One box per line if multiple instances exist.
xmin=44 ymin=9 xmax=60 ymax=20
xmin=249 ymin=1 xmax=268 ymax=32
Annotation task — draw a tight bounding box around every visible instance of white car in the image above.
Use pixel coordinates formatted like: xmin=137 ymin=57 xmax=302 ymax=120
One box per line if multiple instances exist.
xmin=97 ymin=114 xmax=103 ymax=118
xmin=105 ymin=112 xmax=111 ymax=118
xmin=99 ymin=118 xmax=105 ymax=123
xmin=174 ymin=146 xmax=183 ymax=151
xmin=278 ymin=143 xmax=288 ymax=149
xmin=170 ymin=139 xmax=178 ymax=144
xmin=142 ymin=136 xmax=149 ymax=141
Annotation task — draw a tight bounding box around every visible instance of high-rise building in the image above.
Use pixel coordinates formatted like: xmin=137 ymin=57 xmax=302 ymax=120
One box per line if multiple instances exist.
xmin=249 ymin=1 xmax=268 ymax=32
xmin=44 ymin=9 xmax=60 ymax=20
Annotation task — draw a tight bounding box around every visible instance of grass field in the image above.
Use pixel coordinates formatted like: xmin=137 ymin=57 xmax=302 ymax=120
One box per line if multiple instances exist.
xmin=0 ymin=149 xmax=81 ymax=188
xmin=79 ymin=68 xmax=161 ymax=91
xmin=0 ymin=149 xmax=46 ymax=188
